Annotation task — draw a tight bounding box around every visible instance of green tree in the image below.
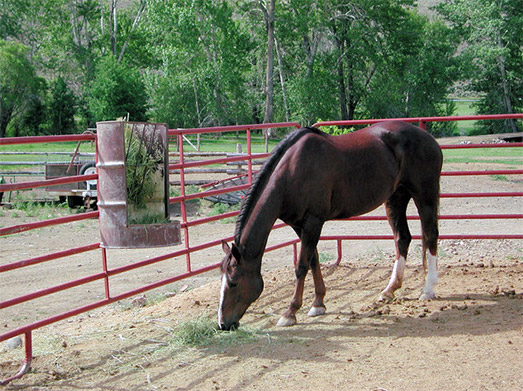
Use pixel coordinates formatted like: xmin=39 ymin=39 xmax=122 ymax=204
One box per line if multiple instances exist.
xmin=438 ymin=0 xmax=522 ymax=133
xmin=2 ymin=0 xmax=150 ymax=129
xmin=275 ymin=0 xmax=339 ymax=125
xmin=49 ymin=76 xmax=77 ymax=134
xmin=0 ymin=0 xmax=29 ymax=39
xmin=274 ymin=0 xmax=458 ymax=130
xmin=365 ymin=15 xmax=459 ymax=136
xmin=144 ymin=0 xmax=253 ymax=128
xmin=87 ymin=55 xmax=148 ymax=123
xmin=0 ymin=40 xmax=45 ymax=137
xmin=11 ymin=94 xmax=47 ymax=137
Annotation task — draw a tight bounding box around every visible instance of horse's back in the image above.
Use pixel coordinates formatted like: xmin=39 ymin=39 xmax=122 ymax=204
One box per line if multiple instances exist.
xmin=274 ymin=122 xmax=442 ymax=222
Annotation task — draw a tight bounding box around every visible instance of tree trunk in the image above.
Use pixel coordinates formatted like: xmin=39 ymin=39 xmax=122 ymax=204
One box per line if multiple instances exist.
xmin=193 ymin=77 xmax=201 ymax=151
xmin=302 ymin=34 xmax=316 ymax=79
xmin=260 ymin=0 xmax=275 ymax=144
xmin=333 ymin=24 xmax=349 ymax=121
xmin=0 ymin=120 xmax=8 ymax=138
xmin=110 ymin=0 xmax=117 ymax=56
xmin=274 ymin=34 xmax=290 ymax=122
xmin=497 ymin=35 xmax=517 ymax=132
xmin=347 ymin=62 xmax=356 ymax=120
xmin=117 ymin=1 xmax=146 ymax=63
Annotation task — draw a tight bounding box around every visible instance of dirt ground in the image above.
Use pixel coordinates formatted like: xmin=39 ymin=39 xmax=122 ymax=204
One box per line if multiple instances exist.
xmin=1 ymin=141 xmax=522 ymax=390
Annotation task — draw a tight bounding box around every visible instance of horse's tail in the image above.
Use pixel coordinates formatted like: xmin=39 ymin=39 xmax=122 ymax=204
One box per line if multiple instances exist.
xmin=234 ymin=127 xmax=324 ymax=244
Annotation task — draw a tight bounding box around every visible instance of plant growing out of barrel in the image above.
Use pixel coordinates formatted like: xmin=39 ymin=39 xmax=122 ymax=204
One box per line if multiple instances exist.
xmin=124 ymin=123 xmax=168 ymax=225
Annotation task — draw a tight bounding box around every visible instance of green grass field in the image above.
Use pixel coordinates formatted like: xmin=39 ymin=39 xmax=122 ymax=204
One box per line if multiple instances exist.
xmin=175 ymin=134 xmax=282 ymax=154
xmin=443 ymin=146 xmax=523 ymax=166
xmin=0 ymin=141 xmax=96 ymax=171
xmin=451 ymin=99 xmax=480 ymax=135
xmin=1 ymin=124 xmax=521 ymax=173
xmin=0 ymin=136 xmax=279 ymax=156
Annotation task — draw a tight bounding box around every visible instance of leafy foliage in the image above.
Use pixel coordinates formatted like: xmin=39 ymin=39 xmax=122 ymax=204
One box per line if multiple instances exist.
xmin=0 ymin=40 xmax=46 ymax=137
xmin=88 ymin=56 xmax=148 ymax=123
xmin=1 ymin=0 xmax=520 ymax=138
xmin=437 ymin=0 xmax=522 ymax=133
xmin=144 ymin=0 xmax=254 ymax=128
xmin=48 ymin=76 xmax=77 ymax=134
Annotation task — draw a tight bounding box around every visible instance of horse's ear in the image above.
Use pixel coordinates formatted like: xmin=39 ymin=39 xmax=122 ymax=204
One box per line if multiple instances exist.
xmin=221 ymin=240 xmax=231 ymax=254
xmin=230 ymin=243 xmax=242 ymax=264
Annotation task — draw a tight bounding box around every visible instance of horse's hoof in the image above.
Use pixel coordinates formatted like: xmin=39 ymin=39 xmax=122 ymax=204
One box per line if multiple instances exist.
xmin=419 ymin=291 xmax=435 ymax=300
xmin=378 ymin=291 xmax=394 ymax=302
xmin=307 ymin=306 xmax=326 ymax=317
xmin=276 ymin=316 xmax=296 ymax=327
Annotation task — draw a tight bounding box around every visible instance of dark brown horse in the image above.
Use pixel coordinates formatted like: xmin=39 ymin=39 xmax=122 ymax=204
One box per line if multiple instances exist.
xmin=218 ymin=121 xmax=442 ymax=330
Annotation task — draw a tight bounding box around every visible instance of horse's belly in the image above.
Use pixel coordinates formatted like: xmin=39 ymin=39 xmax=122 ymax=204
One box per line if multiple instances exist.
xmin=330 ymin=196 xmax=387 ymax=220
xmin=329 ymin=179 xmax=395 ymax=220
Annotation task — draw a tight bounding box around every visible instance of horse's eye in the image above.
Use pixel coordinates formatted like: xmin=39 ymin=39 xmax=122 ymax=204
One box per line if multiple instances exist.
xmin=228 ymin=280 xmax=238 ymax=288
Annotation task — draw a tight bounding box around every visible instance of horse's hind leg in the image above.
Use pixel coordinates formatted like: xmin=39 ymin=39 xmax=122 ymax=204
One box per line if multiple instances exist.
xmin=415 ymin=198 xmax=439 ymax=300
xmin=379 ymin=187 xmax=412 ymax=302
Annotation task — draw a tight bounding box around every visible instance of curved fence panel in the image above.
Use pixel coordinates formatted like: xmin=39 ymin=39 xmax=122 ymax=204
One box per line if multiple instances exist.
xmin=1 ymin=115 xmax=522 ymax=384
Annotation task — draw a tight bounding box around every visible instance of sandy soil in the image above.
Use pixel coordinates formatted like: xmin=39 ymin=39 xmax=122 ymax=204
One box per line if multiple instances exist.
xmin=1 ymin=156 xmax=522 ymax=390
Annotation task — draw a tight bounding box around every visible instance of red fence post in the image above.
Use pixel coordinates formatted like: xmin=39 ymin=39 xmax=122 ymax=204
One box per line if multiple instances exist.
xmin=178 ymin=133 xmax=192 ymax=273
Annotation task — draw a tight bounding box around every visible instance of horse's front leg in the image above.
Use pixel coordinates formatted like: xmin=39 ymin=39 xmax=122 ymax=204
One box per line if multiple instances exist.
xmin=278 ymin=222 xmax=324 ymax=327
xmin=276 ymin=261 xmax=307 ymax=327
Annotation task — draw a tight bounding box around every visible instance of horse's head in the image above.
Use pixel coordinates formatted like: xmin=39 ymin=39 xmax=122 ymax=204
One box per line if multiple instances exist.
xmin=218 ymin=241 xmax=264 ymax=330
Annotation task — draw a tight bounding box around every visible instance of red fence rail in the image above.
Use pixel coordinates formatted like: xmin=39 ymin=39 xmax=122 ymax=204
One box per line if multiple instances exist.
xmin=1 ymin=114 xmax=522 ymax=385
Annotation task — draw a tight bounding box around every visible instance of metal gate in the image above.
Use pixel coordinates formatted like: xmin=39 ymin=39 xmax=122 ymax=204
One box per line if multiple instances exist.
xmin=1 ymin=114 xmax=522 ymax=384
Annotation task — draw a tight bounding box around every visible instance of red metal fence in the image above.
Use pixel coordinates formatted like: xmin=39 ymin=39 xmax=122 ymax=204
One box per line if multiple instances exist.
xmin=1 ymin=114 xmax=522 ymax=384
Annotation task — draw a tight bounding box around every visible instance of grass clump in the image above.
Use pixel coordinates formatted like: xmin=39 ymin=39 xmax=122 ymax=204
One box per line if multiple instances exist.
xmin=318 ymin=252 xmax=335 ymax=264
xmin=207 ymin=202 xmax=240 ymax=223
xmin=491 ymin=174 xmax=509 ymax=182
xmin=127 ymin=213 xmax=170 ymax=225
xmin=9 ymin=193 xmax=70 ymax=218
xmin=170 ymin=314 xmax=259 ymax=348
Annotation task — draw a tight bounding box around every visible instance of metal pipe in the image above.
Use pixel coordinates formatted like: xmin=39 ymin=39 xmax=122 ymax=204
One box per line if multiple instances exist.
xmin=178 ymin=133 xmax=192 ymax=273
xmin=0 ymin=173 xmax=97 ymax=192
xmin=0 ymin=211 xmax=99 ymax=236
xmin=0 ymin=243 xmax=100 ymax=273
xmin=0 ymin=332 xmax=32 ymax=386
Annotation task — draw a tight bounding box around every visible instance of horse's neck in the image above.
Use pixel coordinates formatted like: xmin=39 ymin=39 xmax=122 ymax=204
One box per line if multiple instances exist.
xmin=238 ymin=191 xmax=281 ymax=266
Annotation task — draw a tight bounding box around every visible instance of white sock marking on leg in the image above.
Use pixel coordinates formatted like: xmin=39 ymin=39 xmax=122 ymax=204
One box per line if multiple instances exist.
xmin=422 ymin=252 xmax=438 ymax=297
xmin=384 ymin=256 xmax=405 ymax=292
xmin=218 ymin=275 xmax=226 ymax=325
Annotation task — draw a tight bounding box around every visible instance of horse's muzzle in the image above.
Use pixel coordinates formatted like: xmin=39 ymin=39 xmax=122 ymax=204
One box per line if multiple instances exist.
xmin=218 ymin=321 xmax=240 ymax=331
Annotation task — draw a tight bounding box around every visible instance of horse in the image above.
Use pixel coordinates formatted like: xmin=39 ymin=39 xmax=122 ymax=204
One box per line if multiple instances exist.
xmin=218 ymin=121 xmax=443 ymax=330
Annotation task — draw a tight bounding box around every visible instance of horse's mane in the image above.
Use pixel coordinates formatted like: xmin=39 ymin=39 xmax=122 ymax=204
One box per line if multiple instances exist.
xmin=234 ymin=126 xmax=324 ymax=245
